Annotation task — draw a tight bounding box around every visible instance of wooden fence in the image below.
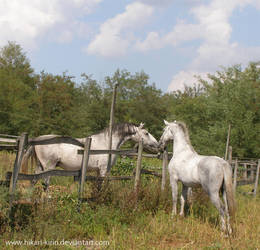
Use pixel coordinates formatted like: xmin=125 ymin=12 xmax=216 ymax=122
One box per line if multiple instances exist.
xmin=0 ymin=134 xmax=259 ymax=209
xmin=0 ymin=133 xmax=169 ymax=209
xmin=231 ymin=159 xmax=260 ymax=196
xmin=0 ymin=134 xmax=18 ymax=151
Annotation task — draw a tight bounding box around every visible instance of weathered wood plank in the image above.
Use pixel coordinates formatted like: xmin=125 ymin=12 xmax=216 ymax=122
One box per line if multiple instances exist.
xmin=139 ymin=168 xmax=162 ymax=178
xmin=0 ymin=144 xmax=17 ymax=150
xmin=134 ymin=139 xmax=143 ymax=192
xmin=6 ymin=170 xmax=80 ymax=181
xmin=0 ymin=138 xmax=17 ymax=143
xmin=28 ymin=136 xmax=84 ymax=147
xmin=77 ymin=149 xmax=136 ymax=155
xmin=237 ymin=167 xmax=257 ymax=172
xmin=5 ymin=171 xmax=133 ymax=182
xmin=75 ymin=175 xmax=134 ymax=181
xmin=236 ymin=180 xmax=255 ymax=186
xmin=78 ymin=137 xmax=91 ymax=203
xmin=253 ymin=160 xmax=260 ymax=197
xmin=225 ymin=124 xmax=231 ymax=160
xmin=231 ymin=160 xmax=257 ymax=166
xmin=107 ymin=83 xmax=118 ymax=174
xmin=0 ymin=134 xmax=19 ymax=138
xmin=233 ymin=158 xmax=238 ymax=192
xmin=9 ymin=133 xmax=28 ymax=195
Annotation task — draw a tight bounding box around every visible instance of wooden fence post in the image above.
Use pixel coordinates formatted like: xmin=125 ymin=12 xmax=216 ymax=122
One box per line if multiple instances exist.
xmin=233 ymin=158 xmax=238 ymax=193
xmin=107 ymin=84 xmax=118 ymax=174
xmin=78 ymin=137 xmax=92 ymax=208
xmin=250 ymin=162 xmax=255 ymax=181
xmin=161 ymin=149 xmax=168 ymax=192
xmin=9 ymin=132 xmax=28 ymax=195
xmin=253 ymin=160 xmax=260 ymax=197
xmin=134 ymin=139 xmax=143 ymax=192
xmin=228 ymin=146 xmax=232 ymax=165
xmin=243 ymin=163 xmax=247 ymax=180
xmin=225 ymin=124 xmax=231 ymax=160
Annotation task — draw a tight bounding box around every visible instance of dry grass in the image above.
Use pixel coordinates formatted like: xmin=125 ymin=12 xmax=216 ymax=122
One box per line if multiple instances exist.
xmin=0 ymin=151 xmax=259 ymax=249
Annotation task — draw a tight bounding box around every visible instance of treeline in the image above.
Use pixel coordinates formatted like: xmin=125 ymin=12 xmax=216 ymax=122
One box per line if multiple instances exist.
xmin=0 ymin=42 xmax=259 ymax=158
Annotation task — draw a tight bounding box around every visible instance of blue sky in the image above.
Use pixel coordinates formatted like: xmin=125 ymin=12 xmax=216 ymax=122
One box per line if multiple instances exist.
xmin=0 ymin=0 xmax=260 ymax=92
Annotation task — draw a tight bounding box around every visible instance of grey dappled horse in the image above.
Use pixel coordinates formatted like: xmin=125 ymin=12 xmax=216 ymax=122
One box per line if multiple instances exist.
xmin=158 ymin=120 xmax=235 ymax=233
xmin=22 ymin=123 xmax=158 ymax=189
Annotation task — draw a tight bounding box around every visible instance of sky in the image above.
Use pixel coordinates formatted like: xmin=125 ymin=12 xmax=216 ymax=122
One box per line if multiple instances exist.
xmin=0 ymin=0 xmax=260 ymax=92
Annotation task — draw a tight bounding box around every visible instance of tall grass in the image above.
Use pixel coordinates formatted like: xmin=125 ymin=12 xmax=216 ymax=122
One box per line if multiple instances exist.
xmin=0 ymin=152 xmax=259 ymax=249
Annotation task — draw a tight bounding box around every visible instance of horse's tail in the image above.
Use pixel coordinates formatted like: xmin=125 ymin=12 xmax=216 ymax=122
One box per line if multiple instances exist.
xmin=21 ymin=145 xmax=35 ymax=173
xmin=223 ymin=162 xmax=236 ymax=221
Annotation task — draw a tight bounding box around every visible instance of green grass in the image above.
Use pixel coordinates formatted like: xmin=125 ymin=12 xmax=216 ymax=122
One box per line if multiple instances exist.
xmin=0 ymin=152 xmax=260 ymax=249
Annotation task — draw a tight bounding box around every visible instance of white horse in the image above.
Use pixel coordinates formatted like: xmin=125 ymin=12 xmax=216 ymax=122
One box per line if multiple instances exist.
xmin=158 ymin=120 xmax=235 ymax=233
xmin=22 ymin=123 xmax=158 ymax=189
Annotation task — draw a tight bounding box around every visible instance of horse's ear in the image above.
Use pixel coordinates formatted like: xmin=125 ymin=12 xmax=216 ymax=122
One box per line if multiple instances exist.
xmin=164 ymin=120 xmax=170 ymax=126
xmin=139 ymin=122 xmax=145 ymax=128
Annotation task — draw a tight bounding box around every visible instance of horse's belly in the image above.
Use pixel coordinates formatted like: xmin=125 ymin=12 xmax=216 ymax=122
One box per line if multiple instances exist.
xmin=181 ymin=180 xmax=200 ymax=188
xmin=59 ymin=158 xmax=81 ymax=170
xmin=59 ymin=155 xmax=109 ymax=172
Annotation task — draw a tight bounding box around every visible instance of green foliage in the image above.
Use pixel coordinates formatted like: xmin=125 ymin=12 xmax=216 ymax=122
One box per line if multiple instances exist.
xmin=165 ymin=63 xmax=260 ymax=158
xmin=33 ymin=72 xmax=78 ymax=136
xmin=0 ymin=42 xmax=37 ymax=134
xmin=111 ymin=157 xmax=136 ymax=176
xmin=104 ymin=69 xmax=169 ymax=138
xmin=0 ymin=41 xmax=259 ymax=158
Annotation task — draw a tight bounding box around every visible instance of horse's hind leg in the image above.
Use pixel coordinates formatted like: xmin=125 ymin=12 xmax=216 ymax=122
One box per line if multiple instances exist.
xmin=39 ymin=158 xmax=60 ymax=192
xmin=223 ymin=189 xmax=232 ymax=234
xmin=180 ymin=184 xmax=188 ymax=216
xmin=209 ymin=191 xmax=226 ymax=231
xmin=31 ymin=159 xmax=43 ymax=186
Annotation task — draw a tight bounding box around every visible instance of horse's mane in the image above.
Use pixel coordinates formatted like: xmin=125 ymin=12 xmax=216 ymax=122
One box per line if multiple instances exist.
xmin=176 ymin=121 xmax=196 ymax=153
xmin=96 ymin=123 xmax=138 ymax=137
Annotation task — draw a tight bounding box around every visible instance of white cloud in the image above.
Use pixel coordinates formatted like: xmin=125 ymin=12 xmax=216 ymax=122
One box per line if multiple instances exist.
xmin=168 ymin=71 xmax=209 ymax=92
xmin=86 ymin=2 xmax=154 ymax=57
xmin=0 ymin=0 xmax=102 ymax=49
xmin=135 ymin=0 xmax=259 ymax=91
xmin=139 ymin=0 xmax=173 ymax=7
xmin=135 ymin=32 xmax=163 ymax=51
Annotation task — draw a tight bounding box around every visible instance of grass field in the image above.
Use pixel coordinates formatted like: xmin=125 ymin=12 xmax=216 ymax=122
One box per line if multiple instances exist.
xmin=0 ymin=151 xmax=260 ymax=249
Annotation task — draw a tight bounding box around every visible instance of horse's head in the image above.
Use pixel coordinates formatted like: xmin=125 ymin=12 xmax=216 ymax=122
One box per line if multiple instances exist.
xmin=131 ymin=123 xmax=158 ymax=153
xmin=158 ymin=120 xmax=177 ymax=150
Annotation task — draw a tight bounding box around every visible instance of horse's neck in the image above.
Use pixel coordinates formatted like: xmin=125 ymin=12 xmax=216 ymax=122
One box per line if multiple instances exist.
xmin=173 ymin=131 xmax=195 ymax=155
xmin=112 ymin=132 xmax=131 ymax=149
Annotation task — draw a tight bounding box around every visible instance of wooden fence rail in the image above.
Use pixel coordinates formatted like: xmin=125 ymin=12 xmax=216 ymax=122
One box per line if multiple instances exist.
xmin=231 ymin=158 xmax=260 ymax=196
xmin=1 ymin=132 xmax=259 ymax=209
xmin=0 ymin=134 xmax=18 ymax=151
xmin=1 ymin=133 xmax=170 ymax=211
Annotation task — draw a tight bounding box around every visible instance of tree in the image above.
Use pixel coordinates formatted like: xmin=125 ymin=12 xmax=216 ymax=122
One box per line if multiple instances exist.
xmin=0 ymin=42 xmax=36 ymax=134
xmin=33 ymin=72 xmax=78 ymax=136
xmin=165 ymin=63 xmax=260 ymax=158
xmin=201 ymin=63 xmax=260 ymax=157
xmin=74 ymin=74 xmax=110 ymax=136
xmin=104 ymin=69 xmax=169 ymax=138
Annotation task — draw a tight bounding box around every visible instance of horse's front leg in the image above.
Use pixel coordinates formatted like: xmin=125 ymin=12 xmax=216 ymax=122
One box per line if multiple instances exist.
xmin=169 ymin=173 xmax=178 ymax=217
xmin=180 ymin=184 xmax=188 ymax=216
